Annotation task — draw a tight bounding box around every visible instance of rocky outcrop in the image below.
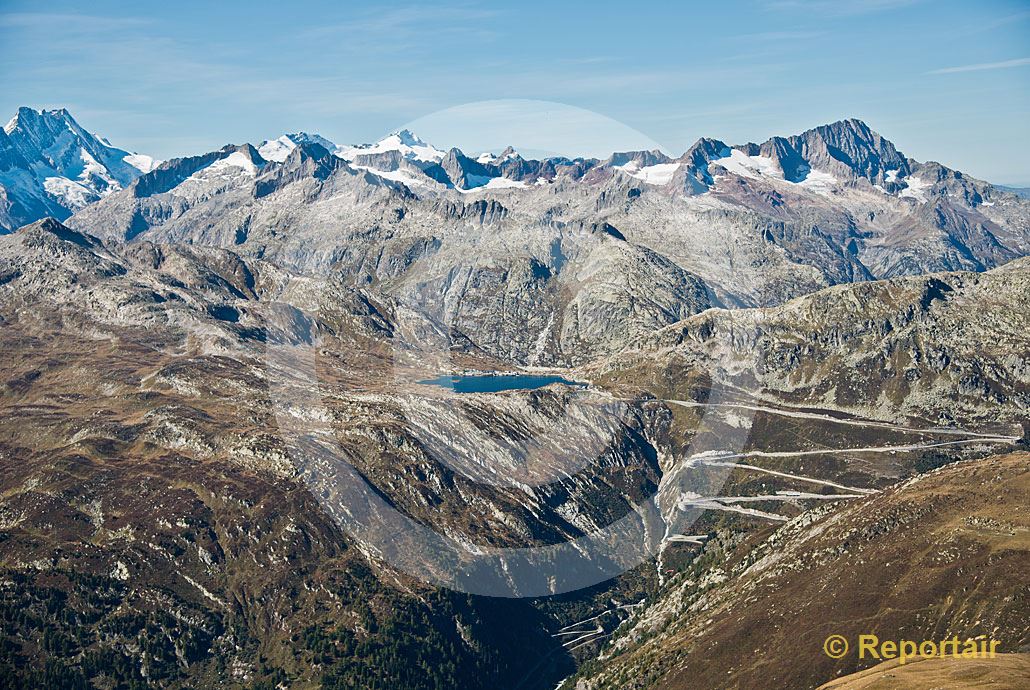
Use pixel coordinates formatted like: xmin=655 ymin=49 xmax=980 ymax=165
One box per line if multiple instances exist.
xmin=601 ymin=258 xmax=1030 ymax=425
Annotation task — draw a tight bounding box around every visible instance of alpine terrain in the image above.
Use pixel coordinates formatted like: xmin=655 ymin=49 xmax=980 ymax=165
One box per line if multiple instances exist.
xmin=0 ymin=106 xmax=1027 ymax=690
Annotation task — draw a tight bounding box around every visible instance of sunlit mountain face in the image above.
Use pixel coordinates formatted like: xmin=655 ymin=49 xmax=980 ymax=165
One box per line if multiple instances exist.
xmin=0 ymin=100 xmax=1027 ymax=688
xmin=1 ymin=0 xmax=1029 ymax=683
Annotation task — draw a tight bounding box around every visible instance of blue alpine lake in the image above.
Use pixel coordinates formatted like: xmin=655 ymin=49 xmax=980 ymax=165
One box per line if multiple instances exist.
xmin=418 ymin=374 xmax=586 ymax=393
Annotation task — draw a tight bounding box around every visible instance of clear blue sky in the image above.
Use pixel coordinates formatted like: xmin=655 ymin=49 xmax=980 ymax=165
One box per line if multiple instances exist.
xmin=2 ymin=0 xmax=1028 ymax=183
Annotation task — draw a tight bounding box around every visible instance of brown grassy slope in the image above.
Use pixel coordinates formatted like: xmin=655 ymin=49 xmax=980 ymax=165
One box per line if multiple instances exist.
xmin=816 ymin=653 xmax=1030 ymax=689
xmin=574 ymin=453 xmax=1030 ymax=690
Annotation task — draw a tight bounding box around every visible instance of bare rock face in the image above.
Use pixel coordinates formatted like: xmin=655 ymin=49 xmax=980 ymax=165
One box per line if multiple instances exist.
xmin=786 ymin=117 xmax=911 ymax=185
xmin=601 ymin=258 xmax=1030 ymax=426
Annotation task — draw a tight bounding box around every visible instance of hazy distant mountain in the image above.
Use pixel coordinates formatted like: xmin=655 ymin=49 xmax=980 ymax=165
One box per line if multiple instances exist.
xmin=0 ymin=107 xmax=156 ymax=232
xmin=998 ymin=184 xmax=1030 ymax=199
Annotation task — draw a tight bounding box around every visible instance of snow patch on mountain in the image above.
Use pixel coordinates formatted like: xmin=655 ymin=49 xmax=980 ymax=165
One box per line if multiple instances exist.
xmin=350 ymin=164 xmax=429 ymax=187
xmin=714 ymin=149 xmax=782 ymax=180
xmin=207 ymin=151 xmax=261 ymax=176
xmin=81 ymin=148 xmax=131 ymax=192
xmin=617 ymin=161 xmax=680 ymax=185
xmin=899 ymin=175 xmax=931 ymax=202
xmin=795 ymin=168 xmax=838 ymax=195
xmin=43 ymin=176 xmax=94 ymax=210
xmin=337 ymin=129 xmax=445 ymax=163
xmin=123 ymin=153 xmax=159 ymax=174
xmin=460 ymin=175 xmax=528 ymax=191
xmin=708 ymin=148 xmax=840 ymax=195
xmin=258 ymin=132 xmax=337 ymax=163
xmin=258 ymin=137 xmax=295 ymax=163
xmin=348 ymin=165 xmax=529 ymax=192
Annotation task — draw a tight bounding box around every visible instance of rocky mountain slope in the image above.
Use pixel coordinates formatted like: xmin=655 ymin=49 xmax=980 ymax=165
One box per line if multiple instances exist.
xmin=0 ymin=217 xmax=1026 ymax=687
xmin=596 ymin=257 xmax=1030 ymax=427
xmin=567 ymin=452 xmax=1030 ymax=690
xmin=0 ymin=108 xmax=156 ymax=232
xmin=58 ymin=116 xmax=1030 ymax=366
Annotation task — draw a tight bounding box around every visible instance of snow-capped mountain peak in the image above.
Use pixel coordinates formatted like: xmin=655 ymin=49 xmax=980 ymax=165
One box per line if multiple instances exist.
xmin=0 ymin=106 xmax=157 ymax=232
xmin=5 ymin=106 xmax=75 ymax=136
xmin=4 ymin=107 xmax=155 ymax=181
xmin=337 ymin=129 xmax=446 ymax=163
xmin=392 ymin=128 xmax=427 ymax=147
xmin=257 ymin=132 xmax=337 ymax=163
xmin=476 ymin=146 xmax=521 ymax=165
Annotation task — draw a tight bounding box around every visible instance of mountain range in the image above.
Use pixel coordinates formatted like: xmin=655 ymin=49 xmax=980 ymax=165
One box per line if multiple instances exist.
xmin=5 ymin=110 xmax=1027 ymax=303
xmin=1 ymin=106 xmax=1020 ymax=366
xmin=0 ymin=107 xmax=1027 ymax=689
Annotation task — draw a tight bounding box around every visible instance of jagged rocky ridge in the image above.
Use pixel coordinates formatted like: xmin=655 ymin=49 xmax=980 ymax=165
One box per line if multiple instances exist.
xmin=57 ymin=116 xmax=1029 ymax=337
xmin=0 ymin=107 xmax=156 ymax=231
